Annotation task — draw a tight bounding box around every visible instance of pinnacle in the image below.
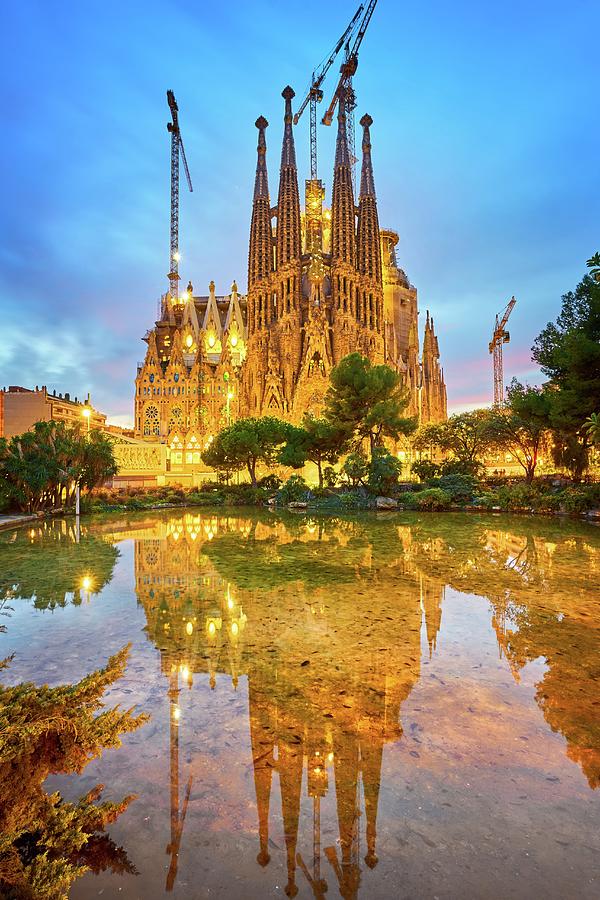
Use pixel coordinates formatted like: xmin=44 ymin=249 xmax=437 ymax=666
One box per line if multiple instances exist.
xmin=282 ymin=85 xmax=295 ymax=101
xmin=360 ymin=113 xmax=373 ymax=128
xmin=255 ymin=116 xmax=269 ymax=130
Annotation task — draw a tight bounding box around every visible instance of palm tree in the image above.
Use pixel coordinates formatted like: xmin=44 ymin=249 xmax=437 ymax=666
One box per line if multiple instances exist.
xmin=583 ymin=412 xmax=600 ymax=447
xmin=586 ymin=252 xmax=600 ymax=283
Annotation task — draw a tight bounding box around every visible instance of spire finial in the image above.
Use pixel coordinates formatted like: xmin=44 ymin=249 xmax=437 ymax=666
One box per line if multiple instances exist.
xmin=280 ymin=87 xmax=297 ymax=169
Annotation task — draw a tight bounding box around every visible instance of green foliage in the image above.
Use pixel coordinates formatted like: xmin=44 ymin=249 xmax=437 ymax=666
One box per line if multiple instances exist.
xmin=551 ymin=432 xmax=590 ymax=481
xmin=411 ymin=459 xmax=441 ymax=481
xmin=532 ymin=263 xmax=600 ymax=477
xmin=323 ymin=353 xmax=416 ymax=455
xmin=202 ymin=416 xmax=290 ymax=487
xmin=340 ymin=451 xmax=369 ymax=487
xmin=413 ymin=410 xmax=494 ymax=465
xmin=257 ymin=474 xmax=282 ymax=491
xmin=485 ymin=381 xmax=552 ymax=481
xmin=583 ymin=412 xmax=600 ymax=448
xmin=0 ymin=422 xmax=116 ymax=514
xmin=279 ymin=416 xmax=348 ymax=488
xmin=439 ymin=457 xmax=484 ymax=477
xmin=0 ymin=645 xmax=148 ymax=899
xmin=367 ymin=447 xmax=402 ymax=495
xmin=435 ymin=473 xmax=478 ymax=503
xmin=323 ymin=466 xmax=340 ymax=489
xmin=409 ymin=488 xmax=452 ymax=511
xmin=559 ymin=484 xmax=600 ymax=513
xmin=277 ymin=475 xmax=309 ymax=505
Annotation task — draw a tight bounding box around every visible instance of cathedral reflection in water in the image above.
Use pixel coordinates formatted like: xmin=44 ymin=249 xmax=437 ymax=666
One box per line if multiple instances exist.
xmin=92 ymin=511 xmax=599 ymax=897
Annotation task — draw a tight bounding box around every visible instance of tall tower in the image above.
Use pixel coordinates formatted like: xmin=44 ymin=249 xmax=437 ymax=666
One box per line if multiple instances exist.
xmin=244 ymin=116 xmax=274 ymax=413
xmin=356 ymin=113 xmax=384 ymax=361
xmin=330 ymin=90 xmax=358 ymax=363
xmin=273 ymin=86 xmax=303 ymax=407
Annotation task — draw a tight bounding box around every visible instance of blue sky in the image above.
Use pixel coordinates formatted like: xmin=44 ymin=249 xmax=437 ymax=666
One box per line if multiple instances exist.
xmin=1 ymin=0 xmax=598 ymax=424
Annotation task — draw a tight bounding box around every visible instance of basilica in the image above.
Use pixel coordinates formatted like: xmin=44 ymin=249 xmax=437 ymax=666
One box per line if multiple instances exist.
xmin=134 ymin=86 xmax=447 ymax=453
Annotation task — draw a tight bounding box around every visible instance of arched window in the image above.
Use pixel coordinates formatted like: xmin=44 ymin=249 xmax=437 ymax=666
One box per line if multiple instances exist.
xmin=143 ymin=405 xmax=160 ymax=436
xmin=168 ymin=406 xmax=183 ymax=433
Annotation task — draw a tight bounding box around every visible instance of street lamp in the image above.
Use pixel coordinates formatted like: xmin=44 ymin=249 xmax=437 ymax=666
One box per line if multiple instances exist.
xmin=76 ymin=406 xmax=92 ymax=517
xmin=82 ymin=405 xmax=91 ymax=436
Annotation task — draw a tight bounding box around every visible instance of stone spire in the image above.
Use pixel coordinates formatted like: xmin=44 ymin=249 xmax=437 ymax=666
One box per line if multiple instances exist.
xmin=331 ymin=90 xmax=356 ymax=265
xmin=276 ymin=86 xmax=302 ymax=267
xmin=357 ymin=114 xmax=382 ymax=284
xmin=248 ymin=116 xmax=273 ymax=289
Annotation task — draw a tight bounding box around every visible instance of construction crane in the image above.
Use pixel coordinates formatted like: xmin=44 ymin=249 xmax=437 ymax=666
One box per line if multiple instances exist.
xmin=322 ymin=0 xmax=379 ymax=188
xmin=293 ymin=4 xmax=364 ymax=182
xmin=489 ymin=296 xmax=516 ymax=407
xmin=166 ymin=90 xmax=193 ymax=301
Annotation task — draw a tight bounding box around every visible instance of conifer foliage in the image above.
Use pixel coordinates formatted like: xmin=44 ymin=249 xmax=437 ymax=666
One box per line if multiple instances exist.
xmin=0 ymin=645 xmax=148 ymax=899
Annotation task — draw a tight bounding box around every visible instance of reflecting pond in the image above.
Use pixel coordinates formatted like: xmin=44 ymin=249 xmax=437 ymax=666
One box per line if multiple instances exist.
xmin=1 ymin=510 xmax=599 ymax=899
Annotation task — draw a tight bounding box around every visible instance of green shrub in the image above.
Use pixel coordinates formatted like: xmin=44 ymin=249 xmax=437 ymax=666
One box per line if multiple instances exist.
xmin=367 ymin=447 xmax=402 ymax=495
xmin=440 ymin=458 xmax=483 ymax=477
xmin=277 ymin=475 xmax=309 ymax=505
xmin=224 ymin=486 xmax=267 ymax=506
xmin=323 ymin=466 xmax=339 ymax=488
xmin=411 ymin=459 xmax=441 ymax=481
xmin=412 ymin=488 xmax=452 ymax=511
xmin=124 ymin=497 xmax=145 ymax=510
xmin=560 ymin=485 xmax=600 ymax=513
xmin=258 ymin=473 xmax=282 ymax=491
xmin=435 ymin=473 xmax=478 ymax=503
xmin=341 ymin=452 xmax=369 ymax=487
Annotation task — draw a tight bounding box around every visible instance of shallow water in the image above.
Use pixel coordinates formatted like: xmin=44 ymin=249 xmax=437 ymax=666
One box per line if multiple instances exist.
xmin=1 ymin=509 xmax=599 ymax=899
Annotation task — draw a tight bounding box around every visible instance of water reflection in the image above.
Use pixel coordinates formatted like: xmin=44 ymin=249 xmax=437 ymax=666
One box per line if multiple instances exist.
xmin=117 ymin=511 xmax=599 ymax=896
xmin=2 ymin=510 xmax=599 ymax=897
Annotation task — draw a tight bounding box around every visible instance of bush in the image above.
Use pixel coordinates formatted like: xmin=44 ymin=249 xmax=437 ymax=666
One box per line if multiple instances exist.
xmin=411 ymin=488 xmax=452 ymax=511
xmin=367 ymin=447 xmax=402 ymax=495
xmin=560 ymin=485 xmax=600 ymax=513
xmin=440 ymin=458 xmax=484 ymax=477
xmin=224 ymin=486 xmax=267 ymax=506
xmin=435 ymin=473 xmax=479 ymax=503
xmin=258 ymin=474 xmax=282 ymax=491
xmin=341 ymin=452 xmax=369 ymax=487
xmin=411 ymin=459 xmax=441 ymax=481
xmin=323 ymin=466 xmax=340 ymax=488
xmin=277 ymin=475 xmax=309 ymax=505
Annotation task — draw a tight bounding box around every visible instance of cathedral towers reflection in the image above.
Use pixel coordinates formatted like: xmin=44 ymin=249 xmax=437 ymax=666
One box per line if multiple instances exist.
xmin=112 ymin=511 xmax=599 ymax=895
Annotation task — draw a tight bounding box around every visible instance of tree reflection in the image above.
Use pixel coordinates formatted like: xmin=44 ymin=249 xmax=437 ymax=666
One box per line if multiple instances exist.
xmin=0 ymin=519 xmax=119 ymax=611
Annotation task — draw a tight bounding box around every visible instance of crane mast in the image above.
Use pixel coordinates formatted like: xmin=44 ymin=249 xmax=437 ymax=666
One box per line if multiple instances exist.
xmin=166 ymin=90 xmax=193 ymax=302
xmin=489 ymin=296 xmax=516 ymax=406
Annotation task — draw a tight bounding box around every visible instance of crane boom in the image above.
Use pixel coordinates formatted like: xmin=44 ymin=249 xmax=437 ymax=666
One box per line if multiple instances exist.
xmin=293 ymin=4 xmax=363 ymax=181
xmin=489 ymin=296 xmax=516 ymax=406
xmin=166 ymin=90 xmax=193 ymax=301
xmin=322 ymin=0 xmax=378 ymax=128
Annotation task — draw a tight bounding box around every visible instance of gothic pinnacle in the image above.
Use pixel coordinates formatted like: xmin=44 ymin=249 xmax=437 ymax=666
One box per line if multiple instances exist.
xmin=253 ymin=116 xmax=269 ymax=200
xmin=280 ymin=86 xmax=297 ymax=169
xmin=359 ymin=113 xmax=376 ymax=199
xmin=334 ymin=89 xmax=351 ymax=169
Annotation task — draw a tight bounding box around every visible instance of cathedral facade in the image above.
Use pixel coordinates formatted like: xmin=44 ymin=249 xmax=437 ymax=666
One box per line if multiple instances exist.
xmin=134 ymin=87 xmax=446 ymax=452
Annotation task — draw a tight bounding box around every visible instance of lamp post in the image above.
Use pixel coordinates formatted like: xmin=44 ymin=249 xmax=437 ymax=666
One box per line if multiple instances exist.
xmin=76 ymin=406 xmax=92 ymax=519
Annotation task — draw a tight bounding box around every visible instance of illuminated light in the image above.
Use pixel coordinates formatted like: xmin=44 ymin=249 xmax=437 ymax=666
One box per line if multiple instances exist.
xmin=231 ymin=621 xmax=239 ymax=637
xmin=29 ymin=529 xmax=36 ymax=539
xmin=227 ymin=597 xmax=234 ymax=610
xmin=208 ymin=621 xmax=216 ymax=637
xmin=227 ymin=391 xmax=234 ymax=400
xmin=208 ymin=334 xmax=216 ymax=348
xmin=180 ymin=665 xmax=190 ymax=680
xmin=173 ymin=706 xmax=181 ymax=721
xmin=82 ymin=407 xmax=91 ymax=419
xmin=185 ymin=334 xmax=193 ymax=348
xmin=81 ymin=576 xmax=92 ymax=592
xmin=327 ymin=752 xmax=334 ymax=762
xmin=186 ymin=621 xmax=193 ymax=636
xmin=314 ymin=766 xmax=322 ymax=774
xmin=173 ymin=251 xmax=181 ymax=262
xmin=230 ymin=335 xmax=238 ymax=347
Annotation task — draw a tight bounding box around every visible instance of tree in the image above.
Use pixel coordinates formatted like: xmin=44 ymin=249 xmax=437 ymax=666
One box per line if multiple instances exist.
xmin=323 ymin=353 xmax=416 ymax=455
xmin=413 ymin=410 xmax=494 ymax=466
xmin=0 ymin=422 xmax=117 ymax=512
xmin=279 ymin=416 xmax=348 ymax=489
xmin=0 ymin=646 xmax=148 ymax=899
xmin=340 ymin=451 xmax=369 ymax=487
xmin=485 ymin=380 xmax=552 ymax=482
xmin=532 ymin=261 xmax=600 ymax=478
xmin=583 ymin=412 xmax=600 ymax=448
xmin=367 ymin=446 xmax=403 ymax=495
xmin=201 ymin=417 xmax=289 ymax=487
